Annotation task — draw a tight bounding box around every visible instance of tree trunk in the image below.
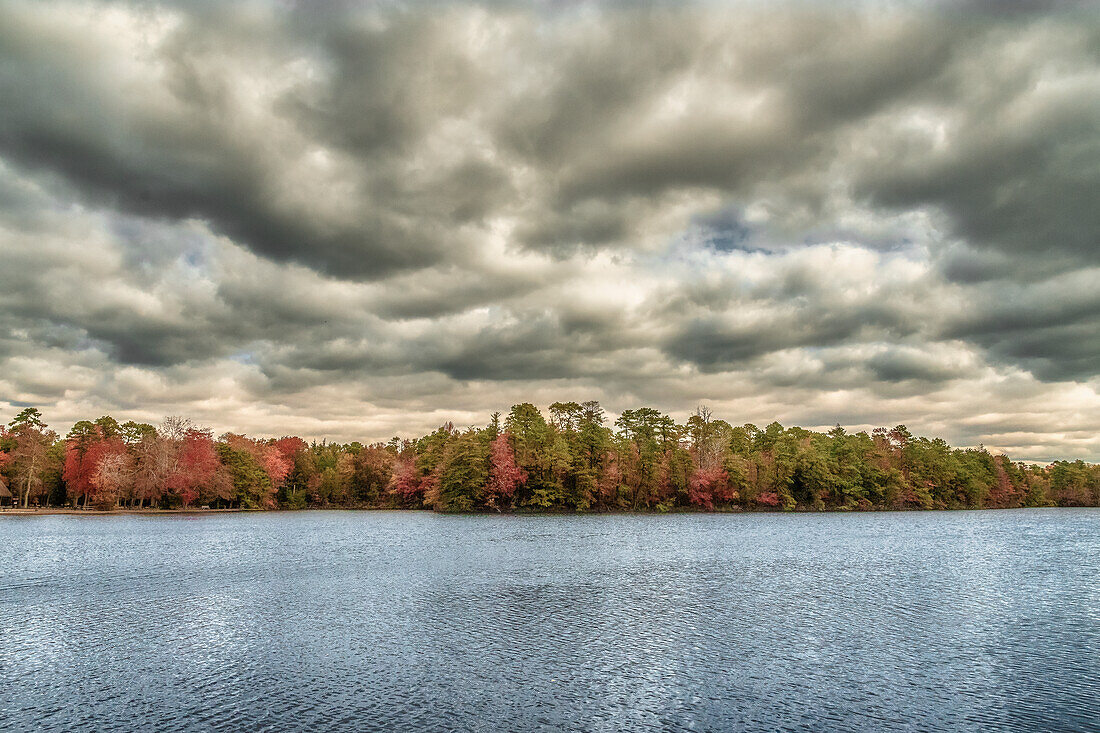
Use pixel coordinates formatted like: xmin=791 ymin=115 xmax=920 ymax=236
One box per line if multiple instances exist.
xmin=22 ymin=454 xmax=35 ymax=508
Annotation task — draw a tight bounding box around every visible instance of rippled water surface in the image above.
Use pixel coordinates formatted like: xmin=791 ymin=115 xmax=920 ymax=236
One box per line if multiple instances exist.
xmin=1 ymin=510 xmax=1098 ymax=732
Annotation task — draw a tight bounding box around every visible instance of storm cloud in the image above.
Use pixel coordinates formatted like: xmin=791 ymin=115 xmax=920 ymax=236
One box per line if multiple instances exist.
xmin=1 ymin=0 xmax=1098 ymax=461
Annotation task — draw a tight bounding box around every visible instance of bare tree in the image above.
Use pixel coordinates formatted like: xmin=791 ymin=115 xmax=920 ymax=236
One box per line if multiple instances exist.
xmin=159 ymin=416 xmax=193 ymax=442
xmin=92 ymin=453 xmax=133 ymax=509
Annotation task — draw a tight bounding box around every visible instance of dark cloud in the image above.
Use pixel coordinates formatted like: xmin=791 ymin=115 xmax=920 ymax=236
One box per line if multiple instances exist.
xmin=0 ymin=4 xmax=457 ymax=279
xmin=661 ymin=296 xmax=913 ymax=373
xmin=0 ymin=0 xmax=1097 ymax=458
xmin=935 ymin=243 xmax=1018 ymax=284
xmin=516 ymin=201 xmax=631 ymax=253
xmin=866 ymin=347 xmax=970 ymax=384
xmin=941 ymin=273 xmax=1100 ymax=381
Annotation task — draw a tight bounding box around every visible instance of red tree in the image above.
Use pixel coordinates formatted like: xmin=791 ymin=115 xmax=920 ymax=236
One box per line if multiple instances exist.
xmin=688 ymin=466 xmax=731 ymax=510
xmin=598 ymin=452 xmax=623 ymax=507
xmin=274 ymin=436 xmax=307 ymax=463
xmin=63 ymin=426 xmax=126 ymax=508
xmin=259 ymin=447 xmax=292 ymax=489
xmin=168 ymin=429 xmax=220 ymax=507
xmin=756 ymin=491 xmax=780 ymax=507
xmin=486 ymin=433 xmax=526 ymax=510
xmin=388 ymin=455 xmax=423 ymax=505
xmin=63 ymin=443 xmax=94 ymax=506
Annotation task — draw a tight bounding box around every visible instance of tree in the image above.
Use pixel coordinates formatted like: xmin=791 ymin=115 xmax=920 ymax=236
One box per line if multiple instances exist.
xmin=486 ymin=433 xmax=526 ymax=511
xmin=91 ymin=452 xmax=133 ymax=509
xmin=0 ymin=405 xmax=1094 ymax=514
xmin=351 ymin=444 xmax=395 ymax=504
xmin=258 ymin=446 xmax=292 ymax=493
xmin=388 ymin=451 xmax=424 ymax=507
xmin=63 ymin=421 xmax=129 ymax=508
xmin=10 ymin=409 xmax=58 ymax=508
xmin=434 ymin=430 xmax=488 ymax=512
xmin=615 ymin=407 xmax=679 ymax=509
xmin=216 ymin=439 xmax=272 ymax=509
xmin=569 ymin=402 xmax=610 ymax=509
xmin=170 ymin=429 xmax=222 ymax=507
xmin=274 ymin=436 xmax=310 ymax=507
xmin=505 ymin=404 xmax=556 ymax=505
xmin=131 ymin=435 xmax=176 ymax=508
xmin=688 ymin=466 xmax=732 ymax=510
xmin=160 ymin=416 xmax=193 ymax=441
xmin=274 ymin=436 xmax=308 ymax=463
xmin=549 ymin=401 xmax=583 ymax=433
xmin=94 ymin=415 xmax=121 ymax=439
xmin=119 ymin=421 xmax=157 ymax=445
xmin=10 ymin=408 xmax=44 ymax=432
xmin=219 ymin=434 xmax=293 ymax=498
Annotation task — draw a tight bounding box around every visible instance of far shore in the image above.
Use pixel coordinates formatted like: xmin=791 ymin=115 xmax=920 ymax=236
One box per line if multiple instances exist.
xmin=1 ymin=505 xmax=1093 ymax=519
xmin=0 ymin=507 xmax=250 ymax=516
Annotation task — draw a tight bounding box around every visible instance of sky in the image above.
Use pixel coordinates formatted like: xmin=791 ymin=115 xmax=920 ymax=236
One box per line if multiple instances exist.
xmin=0 ymin=0 xmax=1098 ymax=461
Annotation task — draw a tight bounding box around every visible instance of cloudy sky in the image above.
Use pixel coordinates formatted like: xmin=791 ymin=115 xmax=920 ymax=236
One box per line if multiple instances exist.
xmin=1 ymin=0 xmax=1098 ymax=460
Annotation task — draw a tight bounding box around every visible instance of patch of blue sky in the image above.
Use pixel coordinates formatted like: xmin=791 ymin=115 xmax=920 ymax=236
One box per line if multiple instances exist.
xmin=107 ymin=213 xmax=214 ymax=275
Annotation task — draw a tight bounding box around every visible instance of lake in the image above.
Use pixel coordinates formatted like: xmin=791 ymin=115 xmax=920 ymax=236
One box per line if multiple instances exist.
xmin=1 ymin=509 xmax=1097 ymax=732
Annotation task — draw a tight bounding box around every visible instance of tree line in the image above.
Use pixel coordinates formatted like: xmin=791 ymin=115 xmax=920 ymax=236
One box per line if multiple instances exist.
xmin=1 ymin=403 xmax=1097 ymax=512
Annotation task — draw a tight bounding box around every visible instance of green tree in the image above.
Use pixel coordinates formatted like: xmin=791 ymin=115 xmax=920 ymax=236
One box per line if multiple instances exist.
xmin=435 ymin=430 xmax=489 ymax=512
xmin=216 ymin=443 xmax=273 ymax=509
xmin=8 ymin=409 xmax=58 ymax=507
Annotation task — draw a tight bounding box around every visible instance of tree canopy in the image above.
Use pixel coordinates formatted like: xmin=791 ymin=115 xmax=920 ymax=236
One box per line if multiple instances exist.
xmin=1 ymin=405 xmax=1096 ymax=512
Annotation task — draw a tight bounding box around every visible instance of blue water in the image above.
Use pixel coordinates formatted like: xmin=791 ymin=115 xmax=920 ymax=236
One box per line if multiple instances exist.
xmin=0 ymin=509 xmax=1097 ymax=732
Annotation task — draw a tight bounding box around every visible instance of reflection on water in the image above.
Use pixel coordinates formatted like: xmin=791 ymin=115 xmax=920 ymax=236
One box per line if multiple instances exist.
xmin=1 ymin=510 xmax=1098 ymax=732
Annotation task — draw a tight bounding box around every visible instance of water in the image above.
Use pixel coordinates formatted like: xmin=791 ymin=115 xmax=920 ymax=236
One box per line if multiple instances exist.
xmin=0 ymin=509 xmax=1097 ymax=732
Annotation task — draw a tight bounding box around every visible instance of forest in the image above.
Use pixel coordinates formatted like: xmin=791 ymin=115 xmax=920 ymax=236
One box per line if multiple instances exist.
xmin=1 ymin=403 xmax=1097 ymax=513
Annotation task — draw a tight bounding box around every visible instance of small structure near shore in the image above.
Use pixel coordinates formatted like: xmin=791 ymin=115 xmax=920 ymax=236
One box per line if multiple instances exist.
xmin=0 ymin=477 xmax=13 ymax=507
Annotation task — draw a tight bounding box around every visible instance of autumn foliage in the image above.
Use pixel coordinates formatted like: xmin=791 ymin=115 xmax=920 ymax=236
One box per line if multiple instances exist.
xmin=1 ymin=404 xmax=1098 ymax=512
xmin=62 ymin=424 xmax=127 ymax=508
xmin=688 ymin=466 xmax=732 ymax=510
xmin=169 ymin=430 xmax=223 ymax=507
xmin=486 ymin=434 xmax=526 ymax=510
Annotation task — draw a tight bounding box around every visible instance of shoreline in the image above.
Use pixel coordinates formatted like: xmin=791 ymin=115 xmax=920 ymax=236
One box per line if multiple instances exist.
xmin=0 ymin=507 xmax=251 ymax=516
xmin=0 ymin=505 xmax=1091 ymax=518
